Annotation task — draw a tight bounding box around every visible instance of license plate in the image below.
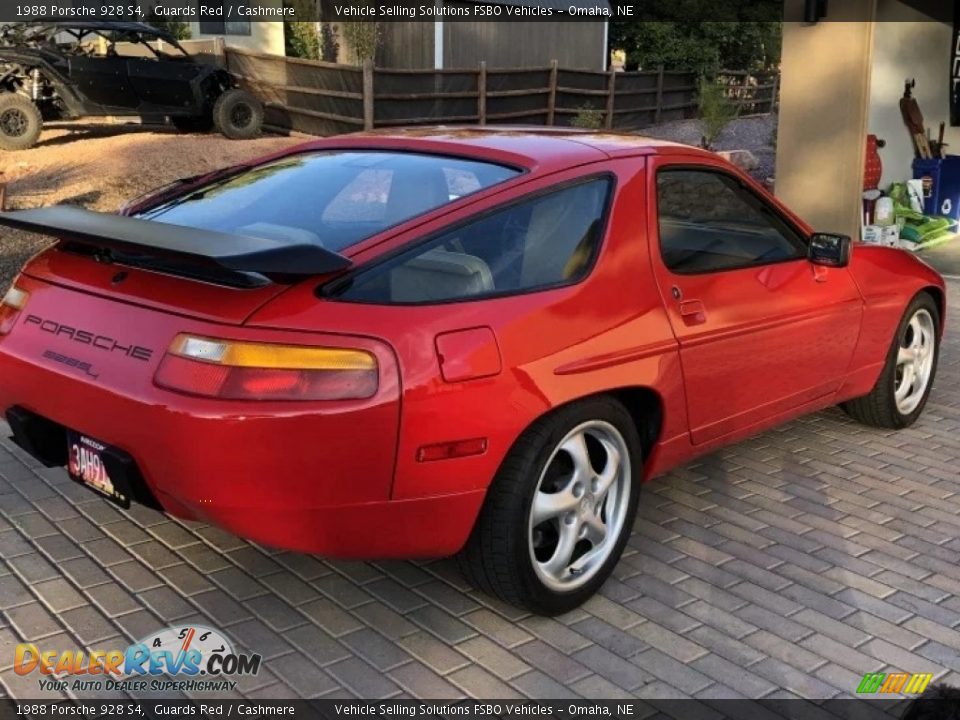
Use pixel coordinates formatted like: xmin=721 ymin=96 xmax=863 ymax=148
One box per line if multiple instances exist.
xmin=67 ymin=432 xmax=131 ymax=508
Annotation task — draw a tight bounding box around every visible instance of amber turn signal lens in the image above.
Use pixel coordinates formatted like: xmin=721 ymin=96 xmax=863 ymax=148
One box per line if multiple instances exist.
xmin=0 ymin=286 xmax=29 ymax=336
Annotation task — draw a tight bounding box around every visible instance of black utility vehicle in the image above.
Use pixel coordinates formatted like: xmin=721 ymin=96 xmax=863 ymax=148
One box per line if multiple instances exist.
xmin=0 ymin=21 xmax=263 ymax=150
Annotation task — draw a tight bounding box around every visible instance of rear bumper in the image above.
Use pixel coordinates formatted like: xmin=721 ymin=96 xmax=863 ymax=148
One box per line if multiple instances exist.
xmin=0 ymin=349 xmax=483 ymax=558
xmin=158 ymin=488 xmax=485 ymax=558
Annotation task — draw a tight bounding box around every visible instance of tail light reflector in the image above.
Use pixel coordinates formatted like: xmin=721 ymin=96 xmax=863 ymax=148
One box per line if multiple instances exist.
xmin=0 ymin=286 xmax=29 ymax=336
xmin=154 ymin=334 xmax=378 ymax=401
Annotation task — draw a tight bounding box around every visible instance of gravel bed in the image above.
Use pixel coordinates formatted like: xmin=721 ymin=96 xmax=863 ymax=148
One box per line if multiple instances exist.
xmin=637 ymin=113 xmax=778 ymax=182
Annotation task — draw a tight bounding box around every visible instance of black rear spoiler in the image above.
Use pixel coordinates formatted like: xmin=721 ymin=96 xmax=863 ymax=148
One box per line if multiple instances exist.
xmin=0 ymin=206 xmax=351 ymax=277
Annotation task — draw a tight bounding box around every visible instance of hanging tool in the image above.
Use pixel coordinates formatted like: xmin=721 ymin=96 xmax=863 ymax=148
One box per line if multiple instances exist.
xmin=901 ymin=79 xmax=931 ymax=158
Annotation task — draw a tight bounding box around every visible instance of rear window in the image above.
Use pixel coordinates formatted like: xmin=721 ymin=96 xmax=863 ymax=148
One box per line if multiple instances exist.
xmin=329 ymin=177 xmax=612 ymax=304
xmin=135 ymin=151 xmax=520 ymax=253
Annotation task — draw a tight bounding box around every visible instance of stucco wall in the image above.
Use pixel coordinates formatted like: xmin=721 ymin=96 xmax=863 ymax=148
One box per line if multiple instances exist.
xmin=868 ymin=2 xmax=956 ymax=189
xmin=189 ymin=17 xmax=286 ymax=56
xmin=776 ymin=6 xmax=876 ymax=237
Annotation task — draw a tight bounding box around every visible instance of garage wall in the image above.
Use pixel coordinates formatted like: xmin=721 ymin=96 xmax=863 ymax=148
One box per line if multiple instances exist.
xmin=776 ymin=2 xmax=877 ymax=237
xmin=868 ymin=2 xmax=957 ymax=189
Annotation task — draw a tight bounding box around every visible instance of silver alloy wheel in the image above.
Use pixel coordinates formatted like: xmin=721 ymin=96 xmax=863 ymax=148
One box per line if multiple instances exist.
xmin=895 ymin=308 xmax=936 ymax=415
xmin=527 ymin=420 xmax=631 ymax=592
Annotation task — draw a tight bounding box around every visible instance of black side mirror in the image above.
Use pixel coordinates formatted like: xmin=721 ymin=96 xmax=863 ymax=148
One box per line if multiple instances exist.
xmin=809 ymin=232 xmax=852 ymax=268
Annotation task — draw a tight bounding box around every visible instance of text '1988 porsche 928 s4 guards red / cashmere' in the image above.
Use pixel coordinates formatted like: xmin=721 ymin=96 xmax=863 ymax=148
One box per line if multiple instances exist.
xmin=0 ymin=128 xmax=945 ymax=613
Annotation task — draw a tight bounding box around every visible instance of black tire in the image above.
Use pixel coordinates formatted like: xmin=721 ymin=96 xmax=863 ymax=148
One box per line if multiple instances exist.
xmin=458 ymin=396 xmax=642 ymax=615
xmin=841 ymin=291 xmax=940 ymax=429
xmin=0 ymin=94 xmax=42 ymax=151
xmin=212 ymin=89 xmax=263 ymax=140
xmin=171 ymin=114 xmax=214 ymax=133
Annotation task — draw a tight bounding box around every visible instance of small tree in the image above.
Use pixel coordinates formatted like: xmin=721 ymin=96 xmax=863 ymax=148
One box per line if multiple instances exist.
xmin=283 ymin=0 xmax=321 ymax=60
xmin=341 ymin=20 xmax=380 ymax=63
xmin=570 ymin=105 xmax=604 ymax=130
xmin=698 ymin=76 xmax=739 ymax=149
xmin=320 ymin=23 xmax=340 ymax=62
xmin=285 ymin=21 xmax=320 ymax=59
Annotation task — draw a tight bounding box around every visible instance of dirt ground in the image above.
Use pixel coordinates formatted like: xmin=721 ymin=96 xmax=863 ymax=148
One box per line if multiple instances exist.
xmin=0 ymin=122 xmax=304 ymax=291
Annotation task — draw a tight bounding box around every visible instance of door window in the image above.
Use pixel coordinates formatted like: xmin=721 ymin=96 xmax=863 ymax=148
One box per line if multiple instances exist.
xmin=656 ymin=169 xmax=806 ymax=274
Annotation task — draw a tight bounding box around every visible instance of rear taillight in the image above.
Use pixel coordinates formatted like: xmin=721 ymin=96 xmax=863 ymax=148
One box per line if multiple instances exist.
xmin=0 ymin=286 xmax=29 ymax=336
xmin=154 ymin=334 xmax=378 ymax=401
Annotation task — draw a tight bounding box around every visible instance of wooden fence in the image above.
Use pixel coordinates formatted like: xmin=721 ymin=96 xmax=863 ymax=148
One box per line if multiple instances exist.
xmin=224 ymin=47 xmax=780 ymax=138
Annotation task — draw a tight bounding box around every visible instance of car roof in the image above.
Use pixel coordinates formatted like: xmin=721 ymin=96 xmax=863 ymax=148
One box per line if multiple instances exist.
xmin=304 ymin=126 xmax=714 ymax=176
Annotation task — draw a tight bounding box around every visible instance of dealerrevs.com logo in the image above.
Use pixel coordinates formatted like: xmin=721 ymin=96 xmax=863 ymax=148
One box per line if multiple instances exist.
xmin=15 ymin=625 xmax=261 ymax=693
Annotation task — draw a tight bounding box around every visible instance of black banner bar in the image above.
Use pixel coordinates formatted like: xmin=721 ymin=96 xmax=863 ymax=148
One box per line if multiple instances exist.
xmin=0 ymin=0 xmax=955 ymax=23
xmin=0 ymin=699 xmax=918 ymax=720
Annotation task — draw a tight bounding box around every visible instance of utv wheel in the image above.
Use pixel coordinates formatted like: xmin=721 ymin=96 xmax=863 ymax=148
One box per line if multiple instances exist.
xmin=458 ymin=397 xmax=642 ymax=614
xmin=0 ymin=94 xmax=42 ymax=151
xmin=842 ymin=292 xmax=940 ymax=429
xmin=171 ymin=114 xmax=214 ymax=133
xmin=213 ymin=89 xmax=263 ymax=140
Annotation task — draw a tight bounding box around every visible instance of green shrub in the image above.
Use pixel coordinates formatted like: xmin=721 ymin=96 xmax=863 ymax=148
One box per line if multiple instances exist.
xmin=571 ymin=105 xmax=604 ymax=130
xmin=698 ymin=76 xmax=739 ymax=149
xmin=342 ymin=20 xmax=380 ymax=63
xmin=285 ymin=21 xmax=320 ymax=60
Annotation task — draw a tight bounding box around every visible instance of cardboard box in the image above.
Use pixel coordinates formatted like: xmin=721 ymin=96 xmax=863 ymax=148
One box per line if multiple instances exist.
xmin=881 ymin=225 xmax=900 ymax=247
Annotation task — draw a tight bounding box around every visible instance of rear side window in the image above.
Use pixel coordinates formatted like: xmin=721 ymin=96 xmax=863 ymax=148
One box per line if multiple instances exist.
xmin=332 ymin=177 xmax=612 ymax=304
xmin=136 ymin=152 xmax=520 ymax=253
xmin=657 ymin=169 xmax=805 ymax=273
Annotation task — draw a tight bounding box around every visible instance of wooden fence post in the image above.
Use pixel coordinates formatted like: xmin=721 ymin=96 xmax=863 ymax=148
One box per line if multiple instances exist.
xmin=478 ymin=61 xmax=487 ymax=125
xmin=605 ymin=68 xmax=616 ymax=130
xmin=654 ymin=65 xmax=664 ymax=124
xmin=362 ymin=59 xmax=375 ymax=131
xmin=770 ymin=71 xmax=780 ymax=113
xmin=547 ymin=60 xmax=558 ymax=126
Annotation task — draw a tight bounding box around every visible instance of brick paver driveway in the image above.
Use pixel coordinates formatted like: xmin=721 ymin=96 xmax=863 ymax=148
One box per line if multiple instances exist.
xmin=1 ymin=283 xmax=959 ymax=702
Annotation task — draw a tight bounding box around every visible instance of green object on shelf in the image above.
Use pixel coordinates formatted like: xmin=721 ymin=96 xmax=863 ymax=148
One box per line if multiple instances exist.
xmin=899 ymin=216 xmax=956 ymax=245
xmin=888 ymin=182 xmax=912 ymax=209
xmin=886 ymin=182 xmax=957 ymax=247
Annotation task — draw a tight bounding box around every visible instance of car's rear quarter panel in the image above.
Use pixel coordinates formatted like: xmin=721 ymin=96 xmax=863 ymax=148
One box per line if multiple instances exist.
xmin=0 ymin=273 xmax=402 ymax=510
xmin=248 ymin=156 xmax=688 ymax=499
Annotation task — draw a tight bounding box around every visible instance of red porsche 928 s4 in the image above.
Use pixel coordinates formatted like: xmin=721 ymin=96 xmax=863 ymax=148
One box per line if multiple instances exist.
xmin=0 ymin=128 xmax=944 ymax=613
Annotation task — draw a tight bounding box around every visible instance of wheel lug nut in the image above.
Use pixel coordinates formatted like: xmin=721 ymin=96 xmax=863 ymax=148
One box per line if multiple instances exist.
xmin=564 ymin=512 xmax=576 ymax=525
xmin=572 ymin=482 xmax=584 ymax=498
xmin=591 ymin=478 xmax=599 ymax=493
